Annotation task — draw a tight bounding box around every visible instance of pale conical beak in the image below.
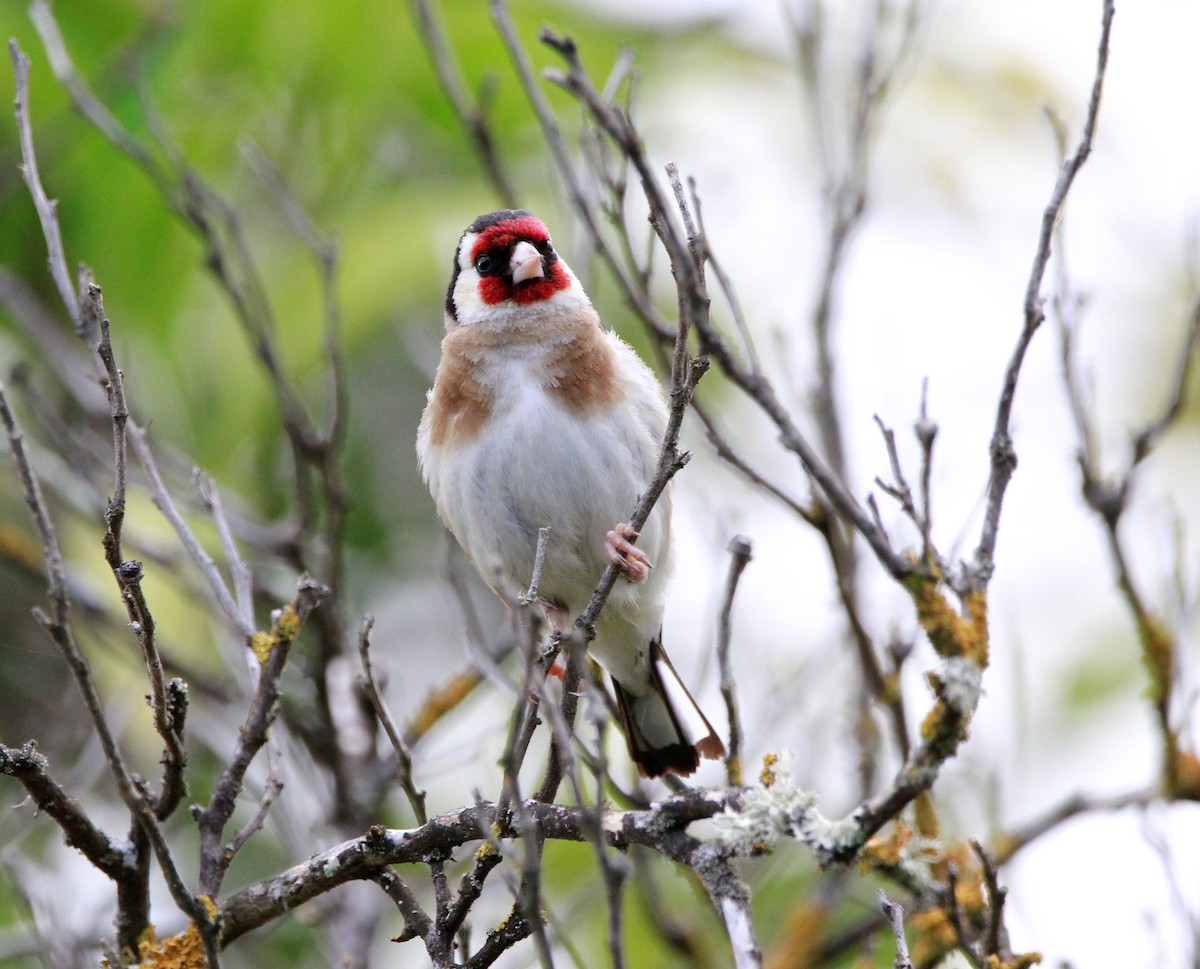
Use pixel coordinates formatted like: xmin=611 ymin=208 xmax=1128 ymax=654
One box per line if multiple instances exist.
xmin=510 ymin=241 xmax=545 ymax=284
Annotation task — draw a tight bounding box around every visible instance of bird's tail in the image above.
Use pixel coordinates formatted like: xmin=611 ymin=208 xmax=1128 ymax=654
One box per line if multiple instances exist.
xmin=611 ymin=636 xmax=725 ymax=778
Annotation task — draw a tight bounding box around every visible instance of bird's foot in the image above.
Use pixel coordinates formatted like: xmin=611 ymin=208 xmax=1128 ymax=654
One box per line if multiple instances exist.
xmin=606 ymin=522 xmax=653 ymax=581
xmin=545 ymin=658 xmax=587 ymax=692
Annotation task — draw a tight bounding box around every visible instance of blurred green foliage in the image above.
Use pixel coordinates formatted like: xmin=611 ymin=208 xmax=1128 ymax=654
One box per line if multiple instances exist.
xmin=0 ymin=1 xmax=769 ymax=965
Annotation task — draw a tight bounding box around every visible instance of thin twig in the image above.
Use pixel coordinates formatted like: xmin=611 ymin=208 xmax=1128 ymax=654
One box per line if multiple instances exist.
xmin=410 ymin=0 xmax=518 ymax=207
xmin=877 ymin=890 xmax=914 ymax=969
xmin=915 ymin=379 xmax=937 ymax=560
xmin=8 ymin=39 xmax=80 ymax=328
xmin=374 ymin=868 xmax=435 ymax=952
xmin=192 ymin=469 xmax=256 ymax=634
xmin=86 ymin=281 xmax=188 ymax=819
xmin=716 ymin=536 xmax=752 ymax=785
xmin=972 ymin=0 xmax=1115 ymax=588
xmin=970 ymin=839 xmax=1008 ymax=959
xmin=692 ymin=400 xmax=819 ymax=525
xmin=1130 ymin=293 xmax=1200 ymax=464
xmin=943 ymin=862 xmax=981 ymax=968
xmin=992 ymin=784 xmax=1159 ymax=864
xmin=195 ymin=576 xmax=329 ymax=898
xmin=127 ymin=422 xmax=256 ymax=640
xmin=520 ymin=527 xmax=552 ymax=605
xmin=226 ymin=740 xmax=284 ymax=859
xmin=874 ymin=414 xmax=919 ymax=524
xmin=490 ymin=1 xmax=674 ymax=341
xmin=358 ymin=615 xmax=428 ymax=824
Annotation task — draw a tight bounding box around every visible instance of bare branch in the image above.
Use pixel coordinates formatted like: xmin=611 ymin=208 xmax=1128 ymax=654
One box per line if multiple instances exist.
xmin=915 ymin=380 xmax=937 ymax=560
xmin=374 ymin=868 xmax=433 ymax=947
xmin=693 ymin=848 xmax=760 ymax=969
xmin=716 ymin=536 xmax=753 ymax=785
xmin=192 ymin=469 xmax=256 ymax=634
xmin=411 ymin=0 xmax=518 ymax=207
xmin=8 ymin=38 xmax=80 ymax=328
xmin=972 ymin=0 xmax=1116 ymax=588
xmin=992 ymin=785 xmax=1160 ymax=864
xmin=489 ymin=1 xmax=674 ymax=342
xmin=970 ymin=839 xmax=1009 ymax=960
xmin=219 ymin=788 xmax=738 ymax=947
xmin=0 ymin=743 xmax=148 ymax=952
xmin=358 ymin=614 xmax=429 ymax=824
xmin=85 ymin=280 xmax=188 ymax=819
xmin=1130 ymin=293 xmax=1200 ymax=464
xmin=519 ymin=527 xmax=552 ymax=606
xmin=127 ymin=421 xmax=256 ymax=640
xmin=877 ymin=890 xmax=914 ymax=969
xmin=195 ymin=576 xmax=329 ymax=898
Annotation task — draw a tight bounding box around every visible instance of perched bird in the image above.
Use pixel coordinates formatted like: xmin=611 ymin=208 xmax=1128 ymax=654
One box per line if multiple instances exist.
xmin=417 ymin=209 xmax=724 ymax=777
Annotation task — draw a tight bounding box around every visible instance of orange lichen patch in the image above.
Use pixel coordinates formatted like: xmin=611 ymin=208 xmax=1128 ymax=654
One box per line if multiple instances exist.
xmin=955 ymin=872 xmax=986 ymax=930
xmin=134 ymin=925 xmax=206 ymax=968
xmin=405 ymin=670 xmax=484 ymax=744
xmin=760 ymin=752 xmax=780 ymax=788
xmin=249 ymin=630 xmax=275 ymax=664
xmin=913 ymin=791 xmax=940 ymax=840
xmin=763 ymin=901 xmax=829 ymax=969
xmin=1137 ymin=611 xmax=1174 ymax=702
xmin=134 ymin=898 xmax=216 ymax=968
xmin=904 ymin=573 xmax=989 ymax=666
xmin=909 ymin=907 xmax=956 ymax=966
xmin=987 ymin=953 xmax=1043 ymax=969
xmin=919 ymin=699 xmax=968 ymax=757
xmin=988 ymin=831 xmax=1021 ymax=867
xmin=249 ymin=603 xmax=304 ymax=664
xmin=276 ymin=604 xmax=301 ymax=642
xmin=861 ymin=821 xmax=913 ymax=869
xmin=1169 ymin=748 xmax=1200 ymax=801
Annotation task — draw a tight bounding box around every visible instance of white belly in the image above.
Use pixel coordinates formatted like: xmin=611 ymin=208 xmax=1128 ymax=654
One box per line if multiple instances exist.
xmin=422 ymin=381 xmax=665 ymax=613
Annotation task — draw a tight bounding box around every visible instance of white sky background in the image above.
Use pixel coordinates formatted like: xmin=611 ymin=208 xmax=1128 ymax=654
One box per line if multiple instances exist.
xmin=555 ymin=0 xmax=1200 ymax=965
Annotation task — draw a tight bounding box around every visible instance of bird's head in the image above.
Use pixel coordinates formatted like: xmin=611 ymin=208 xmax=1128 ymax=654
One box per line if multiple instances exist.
xmin=445 ymin=210 xmax=586 ymax=329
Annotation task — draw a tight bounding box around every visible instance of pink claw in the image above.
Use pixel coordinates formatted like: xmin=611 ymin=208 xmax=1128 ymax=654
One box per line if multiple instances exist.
xmin=606 ymin=523 xmax=653 ymax=581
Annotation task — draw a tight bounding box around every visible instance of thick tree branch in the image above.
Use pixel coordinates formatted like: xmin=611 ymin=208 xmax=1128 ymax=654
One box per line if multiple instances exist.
xmin=219 ymin=787 xmax=738 ymax=945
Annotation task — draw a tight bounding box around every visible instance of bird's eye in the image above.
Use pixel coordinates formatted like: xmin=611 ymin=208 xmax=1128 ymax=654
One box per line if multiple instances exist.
xmin=474 ymin=253 xmax=493 ymax=275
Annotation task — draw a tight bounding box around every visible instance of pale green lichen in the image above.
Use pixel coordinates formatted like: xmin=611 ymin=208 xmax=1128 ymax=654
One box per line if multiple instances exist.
xmin=711 ymin=754 xmax=855 ymax=855
xmin=936 ymin=655 xmax=983 ymax=715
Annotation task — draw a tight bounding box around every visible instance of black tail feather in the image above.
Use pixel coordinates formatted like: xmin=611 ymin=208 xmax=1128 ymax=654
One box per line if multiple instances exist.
xmin=610 ymin=637 xmax=725 ymax=778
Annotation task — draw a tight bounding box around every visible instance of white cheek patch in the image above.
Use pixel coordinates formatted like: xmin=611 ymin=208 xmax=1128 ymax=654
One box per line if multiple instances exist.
xmin=453 ymin=271 xmax=488 ymax=324
xmin=458 ymin=231 xmax=481 ymax=267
